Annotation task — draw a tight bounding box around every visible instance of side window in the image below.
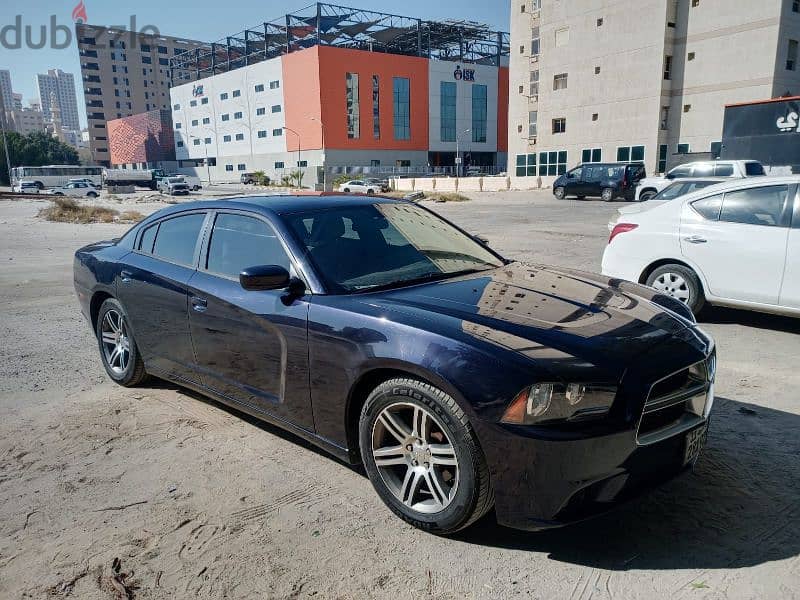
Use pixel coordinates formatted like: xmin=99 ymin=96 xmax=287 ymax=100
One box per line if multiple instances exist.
xmin=745 ymin=162 xmax=766 ymax=176
xmin=206 ymin=213 xmax=290 ymax=279
xmin=691 ymin=194 xmax=723 ymax=221
xmin=719 ymin=185 xmax=788 ymax=227
xmin=567 ymin=167 xmax=582 ymax=179
xmin=668 ymin=165 xmax=692 ymax=179
xmin=692 ymin=164 xmax=714 ymax=177
xmin=152 ymin=213 xmax=206 ymax=266
xmin=139 ymin=223 xmax=158 ymax=253
xmin=713 ymin=164 xmax=734 ymax=176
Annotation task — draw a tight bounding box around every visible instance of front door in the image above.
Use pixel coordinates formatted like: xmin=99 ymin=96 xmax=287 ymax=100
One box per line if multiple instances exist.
xmin=116 ymin=211 xmax=208 ymax=383
xmin=187 ymin=211 xmax=314 ymax=430
xmin=564 ymin=166 xmax=585 ymax=196
xmin=680 ymin=184 xmax=792 ymax=305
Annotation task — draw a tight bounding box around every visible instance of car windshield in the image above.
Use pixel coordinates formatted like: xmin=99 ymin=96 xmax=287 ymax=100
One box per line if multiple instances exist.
xmin=653 ymin=180 xmax=718 ymax=200
xmin=284 ymin=203 xmax=504 ymax=293
xmin=168 ymin=178 xmax=184 ymax=183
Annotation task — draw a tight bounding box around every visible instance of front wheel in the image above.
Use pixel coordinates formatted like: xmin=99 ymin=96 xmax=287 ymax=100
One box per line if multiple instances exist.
xmin=367 ymin=189 xmax=375 ymax=195
xmin=359 ymin=378 xmax=494 ymax=534
xmin=601 ymin=188 xmax=614 ymax=202
xmin=87 ymin=191 xmax=98 ymax=198
xmin=639 ymin=190 xmax=657 ymax=201
xmin=553 ymin=186 xmax=566 ymax=200
xmin=646 ymin=264 xmax=706 ymax=315
xmin=343 ymin=188 xmax=350 ymax=193
xmin=96 ymin=298 xmax=148 ymax=386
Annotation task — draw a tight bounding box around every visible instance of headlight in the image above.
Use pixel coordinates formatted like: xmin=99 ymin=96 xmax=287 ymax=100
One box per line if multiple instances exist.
xmin=501 ymin=383 xmax=617 ymax=425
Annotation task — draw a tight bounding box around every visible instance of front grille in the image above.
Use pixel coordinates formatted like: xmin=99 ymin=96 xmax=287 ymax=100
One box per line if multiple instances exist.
xmin=637 ymin=352 xmax=714 ymax=445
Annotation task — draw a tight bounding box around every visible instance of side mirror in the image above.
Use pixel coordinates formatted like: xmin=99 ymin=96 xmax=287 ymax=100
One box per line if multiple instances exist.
xmin=240 ymin=265 xmax=291 ymax=291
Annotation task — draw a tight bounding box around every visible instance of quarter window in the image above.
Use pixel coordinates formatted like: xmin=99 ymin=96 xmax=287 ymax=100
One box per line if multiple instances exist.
xmin=151 ymin=213 xmax=206 ymax=266
xmin=692 ymin=194 xmax=723 ymax=220
xmin=206 ymin=214 xmax=289 ymax=279
xmin=719 ymin=185 xmax=788 ymax=227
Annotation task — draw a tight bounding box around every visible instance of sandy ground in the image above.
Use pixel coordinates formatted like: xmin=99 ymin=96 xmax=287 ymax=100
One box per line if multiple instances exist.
xmin=1 ymin=190 xmax=799 ymax=599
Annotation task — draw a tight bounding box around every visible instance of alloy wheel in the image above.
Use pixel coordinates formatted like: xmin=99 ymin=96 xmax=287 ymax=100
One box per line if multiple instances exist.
xmin=100 ymin=309 xmax=131 ymax=375
xmin=371 ymin=402 xmax=459 ymax=514
xmin=652 ymin=272 xmax=691 ymax=303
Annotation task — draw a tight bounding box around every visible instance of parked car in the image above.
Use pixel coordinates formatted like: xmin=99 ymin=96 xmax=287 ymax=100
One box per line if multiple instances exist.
xmin=553 ymin=162 xmax=646 ymax=202
xmin=75 ymin=194 xmax=716 ymax=534
xmin=240 ymin=173 xmax=257 ymax=185
xmin=364 ymin=178 xmax=390 ymax=192
xmin=337 ymin=180 xmax=381 ymax=195
xmin=603 ymin=176 xmax=799 ymax=317
xmin=165 ymin=173 xmax=202 ymax=191
xmin=48 ymin=181 xmax=100 ymax=198
xmin=13 ymin=181 xmax=40 ymax=194
xmin=69 ymin=177 xmax=101 ymax=189
xmin=635 ymin=160 xmax=765 ymax=201
xmin=608 ymin=178 xmax=727 ymax=232
xmin=158 ymin=177 xmax=190 ymax=196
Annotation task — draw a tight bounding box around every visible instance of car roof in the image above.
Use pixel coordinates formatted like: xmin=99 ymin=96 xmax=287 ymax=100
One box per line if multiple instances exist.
xmin=149 ymin=193 xmax=405 ymax=218
xmin=663 ymin=177 xmax=729 ymax=183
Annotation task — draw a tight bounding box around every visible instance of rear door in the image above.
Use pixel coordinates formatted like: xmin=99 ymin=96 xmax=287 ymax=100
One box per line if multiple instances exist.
xmin=116 ymin=211 xmax=208 ymax=383
xmin=680 ymin=184 xmax=792 ymax=305
xmin=779 ymin=188 xmax=800 ymax=308
xmin=187 ymin=211 xmax=313 ymax=429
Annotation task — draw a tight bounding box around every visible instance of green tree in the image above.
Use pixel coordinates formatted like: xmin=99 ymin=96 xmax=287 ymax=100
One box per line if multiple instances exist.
xmin=0 ymin=131 xmax=80 ymax=185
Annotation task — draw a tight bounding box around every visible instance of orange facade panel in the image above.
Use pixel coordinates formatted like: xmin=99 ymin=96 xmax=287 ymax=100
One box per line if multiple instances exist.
xmin=282 ymin=46 xmax=324 ymax=152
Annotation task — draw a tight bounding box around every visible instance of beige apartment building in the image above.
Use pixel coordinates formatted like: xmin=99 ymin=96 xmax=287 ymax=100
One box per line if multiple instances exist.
xmin=508 ymin=0 xmax=800 ymax=185
xmin=76 ymin=24 xmax=207 ymax=166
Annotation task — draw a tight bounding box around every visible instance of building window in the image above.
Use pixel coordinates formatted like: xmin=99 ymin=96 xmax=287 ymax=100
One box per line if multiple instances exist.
xmin=592 ymin=113 xmax=599 ymax=121
xmin=221 ymin=114 xmax=230 ymax=121
xmin=393 ymin=77 xmax=410 ymax=140
xmin=531 ymin=27 xmax=540 ymax=55
xmin=595 ymin=66 xmax=601 ymax=74
xmin=142 ymin=56 xmax=152 ymax=64
xmin=617 ymin=145 xmax=645 ymax=162
xmin=232 ymin=90 xmax=241 ymax=97
xmin=440 ymin=81 xmax=457 ymax=142
xmin=794 ymin=1 xmax=799 ymax=12
xmin=664 ymin=55 xmax=672 ymax=80
xmin=234 ymin=111 xmax=243 ymax=119
xmin=202 ymin=117 xmax=210 ymax=125
xmin=677 ymin=143 xmax=690 ymax=153
xmin=555 ymin=27 xmax=570 ymax=47
xmin=175 ymin=122 xmax=182 ymax=129
xmin=235 ymin=133 xmax=244 ymax=141
xmin=204 ymin=137 xmax=211 ymax=145
xmin=539 ymin=151 xmax=568 ymax=176
xmin=177 ymin=141 xmax=184 ymax=148
xmin=237 ymin=164 xmax=246 ymax=171
xmin=220 ymin=92 xmax=228 ymax=100
xmin=691 ymin=0 xmax=699 ymax=6
xmin=271 ymin=105 xmax=281 ymax=113
xmin=270 ymin=80 xmax=280 ymax=89
xmin=193 ymin=139 xmax=201 ymax=146
xmin=528 ymin=110 xmax=538 ymax=137
xmin=223 ymin=135 xmax=231 ymax=142
xmin=660 ymin=106 xmax=669 ymax=130
xmin=371 ymin=160 xmax=381 ymax=167
xmin=787 ymin=39 xmax=798 ymax=71
xmin=710 ymin=141 xmax=722 ymax=158
xmin=257 ymin=130 xmax=267 ymax=138
xmin=553 ymin=73 xmax=568 ymax=91
xmin=472 ymin=85 xmax=487 ymax=143
xmin=515 ymin=154 xmax=537 ymax=177
xmin=255 ymin=84 xmax=265 ymax=92
xmin=530 ymin=70 xmax=539 ymax=96
xmin=373 ymin=75 xmax=380 ymax=139
xmin=687 ymin=51 xmax=696 ymax=61
xmin=658 ymin=144 xmax=668 ymax=173
xmin=581 ymin=148 xmax=602 ymax=163
xmin=189 ymin=100 xmax=197 ymax=107
xmin=225 ymin=164 xmax=233 ymax=172
xmin=191 ymin=119 xmax=198 ymax=126
xmin=273 ymin=128 xmax=283 ymax=136
xmin=297 ymin=160 xmax=308 ymax=168
xmin=552 ymin=118 xmax=566 ymax=134
xmin=256 ymin=107 xmax=266 ymax=116
xmin=597 ymin=18 xmax=604 ymax=26
xmin=201 ymin=97 xmax=209 ymax=105
xmin=275 ymin=161 xmax=285 ymax=169
xmin=683 ymin=104 xmax=692 ymax=112
xmin=346 ymin=72 xmax=360 ymax=139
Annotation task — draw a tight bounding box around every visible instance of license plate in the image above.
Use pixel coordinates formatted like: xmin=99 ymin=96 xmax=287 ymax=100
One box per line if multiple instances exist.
xmin=683 ymin=424 xmax=707 ymax=466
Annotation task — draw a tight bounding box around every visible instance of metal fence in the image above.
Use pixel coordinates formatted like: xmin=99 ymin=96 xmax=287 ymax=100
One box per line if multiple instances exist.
xmin=327 ymin=165 xmax=508 ymax=178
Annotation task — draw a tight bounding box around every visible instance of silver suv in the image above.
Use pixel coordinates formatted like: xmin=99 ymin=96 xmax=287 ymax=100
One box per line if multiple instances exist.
xmin=635 ymin=160 xmax=765 ymax=201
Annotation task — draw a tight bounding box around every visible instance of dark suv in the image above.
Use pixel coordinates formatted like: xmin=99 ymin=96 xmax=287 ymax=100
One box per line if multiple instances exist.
xmin=553 ymin=162 xmax=646 ymax=202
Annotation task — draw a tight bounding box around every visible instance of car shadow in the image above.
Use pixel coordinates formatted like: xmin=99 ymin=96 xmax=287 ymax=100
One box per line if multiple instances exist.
xmin=453 ymin=396 xmax=800 ymax=570
xmin=698 ymin=305 xmax=800 ymax=334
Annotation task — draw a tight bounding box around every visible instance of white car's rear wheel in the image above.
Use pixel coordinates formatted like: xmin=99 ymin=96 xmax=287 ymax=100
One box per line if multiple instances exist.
xmin=646 ymin=264 xmax=705 ymax=315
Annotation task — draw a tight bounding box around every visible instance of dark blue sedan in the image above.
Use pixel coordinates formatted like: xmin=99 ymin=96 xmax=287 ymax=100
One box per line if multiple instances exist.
xmin=74 ymin=194 xmax=716 ymax=533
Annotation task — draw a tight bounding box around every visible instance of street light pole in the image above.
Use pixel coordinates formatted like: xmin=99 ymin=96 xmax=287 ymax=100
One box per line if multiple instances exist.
xmin=282 ymin=126 xmax=301 ymax=187
xmin=310 ymin=116 xmax=326 ymax=191
xmin=455 ymin=127 xmax=471 ymax=182
xmin=0 ymin=93 xmax=13 ymax=188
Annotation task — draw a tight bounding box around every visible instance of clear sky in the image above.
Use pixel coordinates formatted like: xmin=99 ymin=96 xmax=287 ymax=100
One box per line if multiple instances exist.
xmin=0 ymin=0 xmax=511 ymax=128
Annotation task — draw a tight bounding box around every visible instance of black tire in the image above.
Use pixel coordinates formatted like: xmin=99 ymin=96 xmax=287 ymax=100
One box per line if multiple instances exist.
xmin=34 ymin=181 xmax=44 ymax=190
xmin=553 ymin=186 xmax=566 ymax=200
xmin=639 ymin=190 xmax=657 ymax=201
xmin=87 ymin=191 xmax=98 ymax=198
xmin=367 ymin=189 xmax=375 ymax=195
xmin=359 ymin=378 xmax=494 ymax=534
xmin=645 ymin=264 xmax=706 ymax=315
xmin=343 ymin=188 xmax=350 ymax=193
xmin=54 ymin=192 xmax=64 ymax=196
xmin=96 ymin=298 xmax=148 ymax=387
xmin=601 ymin=187 xmax=614 ymax=202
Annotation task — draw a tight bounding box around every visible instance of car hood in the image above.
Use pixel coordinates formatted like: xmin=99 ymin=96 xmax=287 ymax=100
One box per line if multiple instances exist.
xmin=364 ymin=262 xmax=696 ymax=378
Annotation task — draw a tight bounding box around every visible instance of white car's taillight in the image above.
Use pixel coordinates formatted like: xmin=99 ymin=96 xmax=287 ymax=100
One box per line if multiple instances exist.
xmin=608 ymin=223 xmax=638 ymax=244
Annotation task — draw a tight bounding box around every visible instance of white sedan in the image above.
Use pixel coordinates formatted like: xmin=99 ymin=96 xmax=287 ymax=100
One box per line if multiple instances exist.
xmin=337 ymin=180 xmax=381 ymax=195
xmin=48 ymin=181 xmax=100 ymax=198
xmin=602 ymin=176 xmax=799 ymax=317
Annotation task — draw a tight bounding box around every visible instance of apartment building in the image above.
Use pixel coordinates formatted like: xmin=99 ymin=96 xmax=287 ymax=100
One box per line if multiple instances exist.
xmin=36 ymin=69 xmax=80 ymax=131
xmin=76 ymin=23 xmax=207 ymax=166
xmin=7 ymin=107 xmax=45 ymax=135
xmin=508 ymin=0 xmax=800 ymax=185
xmin=0 ymin=70 xmax=13 ymax=115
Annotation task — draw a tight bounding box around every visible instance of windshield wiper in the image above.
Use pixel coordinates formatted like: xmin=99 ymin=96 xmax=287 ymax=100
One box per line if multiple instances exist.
xmin=352 ymin=268 xmax=492 ymax=294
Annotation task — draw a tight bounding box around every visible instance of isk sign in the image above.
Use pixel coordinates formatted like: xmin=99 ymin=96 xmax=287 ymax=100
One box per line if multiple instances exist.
xmin=776 ymin=110 xmax=800 ymax=133
xmin=453 ymin=65 xmax=476 ymax=82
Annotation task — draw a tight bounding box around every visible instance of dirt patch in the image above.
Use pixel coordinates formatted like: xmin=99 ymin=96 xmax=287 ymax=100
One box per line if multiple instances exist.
xmin=37 ymin=197 xmax=144 ymax=224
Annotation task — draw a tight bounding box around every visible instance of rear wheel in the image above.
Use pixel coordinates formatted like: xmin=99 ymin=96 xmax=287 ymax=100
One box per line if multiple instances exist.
xmin=553 ymin=187 xmax=566 ymax=200
xmin=96 ymin=298 xmax=147 ymax=387
xmin=87 ymin=191 xmax=98 ymax=198
xmin=343 ymin=187 xmax=350 ymax=193
xmin=646 ymin=264 xmax=706 ymax=315
xmin=367 ymin=189 xmax=375 ymax=195
xmin=359 ymin=378 xmax=494 ymax=534
xmin=601 ymin=188 xmax=614 ymax=202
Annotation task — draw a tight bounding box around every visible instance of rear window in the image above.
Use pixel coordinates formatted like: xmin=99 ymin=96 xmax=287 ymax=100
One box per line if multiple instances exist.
xmin=744 ymin=162 xmax=766 ymax=176
xmin=150 ymin=213 xmax=206 ymax=266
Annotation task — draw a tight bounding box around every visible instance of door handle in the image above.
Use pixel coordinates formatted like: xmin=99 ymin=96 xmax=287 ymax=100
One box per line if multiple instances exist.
xmin=683 ymin=235 xmax=707 ymax=244
xmin=191 ymin=296 xmax=208 ymax=312
xmin=120 ymin=270 xmax=133 ymax=283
